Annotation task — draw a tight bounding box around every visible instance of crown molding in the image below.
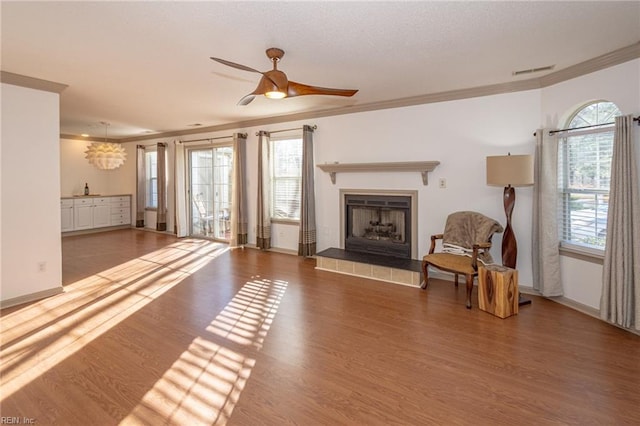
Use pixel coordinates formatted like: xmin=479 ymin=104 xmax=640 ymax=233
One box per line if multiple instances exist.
xmin=539 ymin=41 xmax=640 ymax=87
xmin=60 ymin=134 xmax=121 ymax=143
xmin=118 ymin=78 xmax=543 ymax=143
xmin=1 ymin=71 xmax=68 ymax=94
xmin=68 ymin=41 xmax=640 ymax=143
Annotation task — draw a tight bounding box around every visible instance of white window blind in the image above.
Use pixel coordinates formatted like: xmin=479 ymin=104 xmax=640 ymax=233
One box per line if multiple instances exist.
xmin=145 ymin=150 xmax=158 ymax=209
xmin=558 ymin=101 xmax=620 ymax=251
xmin=271 ymin=137 xmax=302 ymax=220
xmin=559 ymin=129 xmax=613 ymax=249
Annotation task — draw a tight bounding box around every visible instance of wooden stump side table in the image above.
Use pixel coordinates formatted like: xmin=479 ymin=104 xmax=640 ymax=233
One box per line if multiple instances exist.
xmin=478 ymin=265 xmax=518 ymax=318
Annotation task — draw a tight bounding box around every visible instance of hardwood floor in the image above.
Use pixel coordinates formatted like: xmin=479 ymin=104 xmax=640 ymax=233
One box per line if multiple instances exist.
xmin=1 ymin=229 xmax=639 ymax=425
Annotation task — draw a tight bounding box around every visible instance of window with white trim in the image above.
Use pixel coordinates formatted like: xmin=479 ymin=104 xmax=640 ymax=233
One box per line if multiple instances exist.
xmin=558 ymin=101 xmax=621 ymax=252
xmin=271 ymin=136 xmax=302 ymax=221
xmin=145 ymin=150 xmax=158 ymax=209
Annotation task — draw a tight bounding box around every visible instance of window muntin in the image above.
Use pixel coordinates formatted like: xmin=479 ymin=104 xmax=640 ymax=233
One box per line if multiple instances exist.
xmin=558 ymin=101 xmax=621 ymax=251
xmin=189 ymin=145 xmax=233 ymax=240
xmin=145 ymin=150 xmax=158 ymax=209
xmin=270 ymin=137 xmax=302 ymax=221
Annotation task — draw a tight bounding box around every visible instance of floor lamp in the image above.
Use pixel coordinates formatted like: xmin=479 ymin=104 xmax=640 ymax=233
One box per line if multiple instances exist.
xmin=486 ymin=153 xmax=534 ymax=306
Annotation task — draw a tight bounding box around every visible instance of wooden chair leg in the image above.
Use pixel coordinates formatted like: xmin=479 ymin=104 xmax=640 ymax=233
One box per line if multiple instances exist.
xmin=421 ymin=261 xmax=429 ymax=289
xmin=465 ymin=274 xmax=473 ymax=309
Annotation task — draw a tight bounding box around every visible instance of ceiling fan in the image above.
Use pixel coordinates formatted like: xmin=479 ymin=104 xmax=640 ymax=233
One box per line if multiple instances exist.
xmin=210 ymin=48 xmax=358 ymax=105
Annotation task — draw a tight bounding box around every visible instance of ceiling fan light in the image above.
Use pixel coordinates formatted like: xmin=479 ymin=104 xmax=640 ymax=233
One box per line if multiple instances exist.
xmin=264 ymin=90 xmax=287 ymax=99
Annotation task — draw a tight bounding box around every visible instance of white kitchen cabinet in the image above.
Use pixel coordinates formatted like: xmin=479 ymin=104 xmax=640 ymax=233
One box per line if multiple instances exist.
xmin=61 ymin=199 xmax=74 ymax=232
xmin=93 ymin=198 xmax=111 ymax=228
xmin=73 ymin=198 xmax=94 ymax=230
xmin=65 ymin=195 xmax=131 ymax=233
xmin=110 ymin=195 xmax=131 ymax=226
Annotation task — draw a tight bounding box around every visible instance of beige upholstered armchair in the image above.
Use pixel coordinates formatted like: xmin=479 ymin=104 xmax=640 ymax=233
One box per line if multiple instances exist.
xmin=421 ymin=211 xmax=503 ymax=309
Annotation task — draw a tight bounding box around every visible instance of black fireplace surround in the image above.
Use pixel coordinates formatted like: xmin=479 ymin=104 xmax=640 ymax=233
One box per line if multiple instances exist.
xmin=345 ymin=194 xmax=411 ymax=259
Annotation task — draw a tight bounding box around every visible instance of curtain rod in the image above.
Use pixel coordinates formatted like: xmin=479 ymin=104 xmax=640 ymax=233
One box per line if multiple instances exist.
xmin=179 ymin=135 xmax=231 ymax=144
xmin=255 ymin=124 xmax=317 ymax=136
xmin=137 ymin=142 xmax=171 ymax=148
xmin=533 ymin=116 xmax=639 ymax=136
xmin=179 ymin=133 xmax=246 ymax=144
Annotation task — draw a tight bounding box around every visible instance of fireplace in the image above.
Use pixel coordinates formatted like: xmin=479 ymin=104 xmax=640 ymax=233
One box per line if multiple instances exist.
xmin=344 ymin=193 xmax=412 ymax=259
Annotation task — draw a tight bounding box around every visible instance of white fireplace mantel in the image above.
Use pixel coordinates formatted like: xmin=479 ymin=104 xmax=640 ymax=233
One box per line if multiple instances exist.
xmin=317 ymin=161 xmax=440 ymax=185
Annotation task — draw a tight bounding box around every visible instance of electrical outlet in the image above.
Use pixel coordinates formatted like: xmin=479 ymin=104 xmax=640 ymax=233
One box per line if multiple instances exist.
xmin=37 ymin=261 xmax=47 ymax=272
xmin=439 ymin=178 xmax=447 ymax=189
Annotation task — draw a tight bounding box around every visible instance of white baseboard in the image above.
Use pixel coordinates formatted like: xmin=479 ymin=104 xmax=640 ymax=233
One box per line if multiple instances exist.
xmin=62 ymin=225 xmax=132 ymax=237
xmin=515 ymin=284 xmax=601 ymax=319
xmin=1 ymin=286 xmax=64 ymax=310
xmin=512 ymin=284 xmax=639 ymax=336
xmin=243 ymin=243 xmax=298 ymax=256
xmin=548 ymin=295 xmax=600 ymax=318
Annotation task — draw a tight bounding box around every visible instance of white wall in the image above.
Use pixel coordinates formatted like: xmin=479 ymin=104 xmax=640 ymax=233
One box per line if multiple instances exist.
xmin=58 ymin=58 xmax=638 ymax=311
xmin=60 ymin=138 xmax=118 ymax=196
xmin=541 ymin=59 xmax=640 ymax=308
xmin=312 ymin=91 xmax=540 ymax=287
xmin=104 ymin=90 xmax=541 ymax=286
xmin=60 ymin=138 xmax=143 ymax=228
xmin=60 ymin=137 xmax=137 ymax=197
xmin=1 ymin=83 xmax=63 ymax=303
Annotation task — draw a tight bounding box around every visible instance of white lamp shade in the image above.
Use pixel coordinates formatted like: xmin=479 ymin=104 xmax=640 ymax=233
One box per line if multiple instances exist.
xmin=85 ymin=142 xmax=127 ymax=170
xmin=486 ymin=154 xmax=534 ymax=187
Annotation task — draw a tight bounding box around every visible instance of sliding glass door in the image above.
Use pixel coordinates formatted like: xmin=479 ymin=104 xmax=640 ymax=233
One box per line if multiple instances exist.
xmin=188 ymin=145 xmax=233 ymax=240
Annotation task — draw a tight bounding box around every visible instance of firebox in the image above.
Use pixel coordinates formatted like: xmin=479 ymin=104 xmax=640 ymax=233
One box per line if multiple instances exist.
xmin=345 ymin=194 xmax=411 ymax=259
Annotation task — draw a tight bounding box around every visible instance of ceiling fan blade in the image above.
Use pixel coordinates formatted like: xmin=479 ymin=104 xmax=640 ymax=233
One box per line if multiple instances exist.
xmin=287 ymin=81 xmax=358 ymax=98
xmin=210 ymin=57 xmax=263 ymax=75
xmin=237 ymin=94 xmax=256 ymax=106
xmin=211 ymin=57 xmax=280 ymax=88
xmin=236 ymin=75 xmax=278 ymax=106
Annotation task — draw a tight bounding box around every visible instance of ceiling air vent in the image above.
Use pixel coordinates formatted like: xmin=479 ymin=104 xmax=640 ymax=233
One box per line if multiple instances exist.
xmin=512 ymin=65 xmax=555 ymax=76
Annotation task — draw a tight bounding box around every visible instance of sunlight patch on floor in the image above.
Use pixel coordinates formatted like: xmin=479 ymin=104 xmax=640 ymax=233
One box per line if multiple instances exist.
xmin=123 ymin=277 xmax=287 ymax=425
xmin=0 ymin=239 xmax=228 ymax=400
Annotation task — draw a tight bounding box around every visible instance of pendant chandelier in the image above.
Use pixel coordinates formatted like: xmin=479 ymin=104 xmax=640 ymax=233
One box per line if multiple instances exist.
xmin=85 ymin=121 xmax=127 ymax=170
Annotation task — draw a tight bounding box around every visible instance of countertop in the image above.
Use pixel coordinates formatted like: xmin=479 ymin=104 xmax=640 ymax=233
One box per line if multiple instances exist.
xmin=61 ymin=194 xmax=132 ymax=199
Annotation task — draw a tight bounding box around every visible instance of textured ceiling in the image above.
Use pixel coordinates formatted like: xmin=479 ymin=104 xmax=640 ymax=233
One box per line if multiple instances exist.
xmin=2 ymin=1 xmax=639 ymax=139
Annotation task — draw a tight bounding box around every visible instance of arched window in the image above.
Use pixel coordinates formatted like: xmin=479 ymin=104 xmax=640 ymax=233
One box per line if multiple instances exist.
xmin=558 ymin=101 xmax=622 ymax=252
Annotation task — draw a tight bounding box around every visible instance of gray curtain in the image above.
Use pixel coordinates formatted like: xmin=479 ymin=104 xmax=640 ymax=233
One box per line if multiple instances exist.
xmin=298 ymin=125 xmax=317 ymax=256
xmin=135 ymin=145 xmax=146 ymax=228
xmin=174 ymin=140 xmax=188 ymax=237
xmin=256 ymin=131 xmax=271 ymax=249
xmin=601 ymin=115 xmax=640 ymax=330
xmin=156 ymin=142 xmax=167 ymax=232
xmin=230 ymin=133 xmax=248 ymax=247
xmin=532 ymin=129 xmax=562 ymax=296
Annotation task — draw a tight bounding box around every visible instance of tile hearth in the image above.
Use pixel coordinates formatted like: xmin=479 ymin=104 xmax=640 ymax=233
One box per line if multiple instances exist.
xmin=315 ymin=248 xmax=423 ymax=287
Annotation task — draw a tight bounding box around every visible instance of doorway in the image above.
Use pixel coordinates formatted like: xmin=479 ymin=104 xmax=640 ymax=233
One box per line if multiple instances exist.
xmin=188 ymin=145 xmax=233 ymax=240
